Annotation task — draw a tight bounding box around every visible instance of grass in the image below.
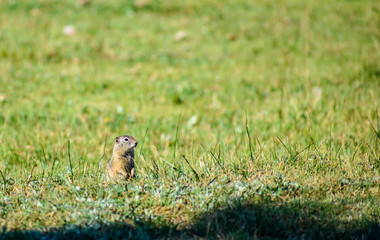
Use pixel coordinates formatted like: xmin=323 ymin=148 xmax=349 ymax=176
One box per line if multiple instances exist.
xmin=0 ymin=0 xmax=380 ymax=239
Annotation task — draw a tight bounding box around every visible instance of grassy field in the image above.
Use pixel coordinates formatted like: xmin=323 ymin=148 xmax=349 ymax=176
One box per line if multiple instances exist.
xmin=1 ymin=0 xmax=380 ymax=239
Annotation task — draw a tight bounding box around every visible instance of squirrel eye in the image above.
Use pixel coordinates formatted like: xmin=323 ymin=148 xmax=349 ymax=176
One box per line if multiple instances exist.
xmin=124 ymin=138 xmax=129 ymax=141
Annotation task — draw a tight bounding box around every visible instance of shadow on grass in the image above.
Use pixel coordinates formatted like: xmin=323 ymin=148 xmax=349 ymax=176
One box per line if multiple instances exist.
xmin=2 ymin=198 xmax=379 ymax=240
xmin=189 ymin=199 xmax=380 ymax=239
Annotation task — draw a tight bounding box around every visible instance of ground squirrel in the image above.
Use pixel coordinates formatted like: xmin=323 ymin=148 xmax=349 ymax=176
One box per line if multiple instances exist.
xmin=104 ymin=135 xmax=138 ymax=183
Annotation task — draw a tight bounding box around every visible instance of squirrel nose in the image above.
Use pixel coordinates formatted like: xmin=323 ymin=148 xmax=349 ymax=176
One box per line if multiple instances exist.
xmin=135 ymin=142 xmax=138 ymax=147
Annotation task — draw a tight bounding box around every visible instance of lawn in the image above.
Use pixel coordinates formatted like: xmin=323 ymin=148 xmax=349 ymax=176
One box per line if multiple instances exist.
xmin=0 ymin=0 xmax=379 ymax=239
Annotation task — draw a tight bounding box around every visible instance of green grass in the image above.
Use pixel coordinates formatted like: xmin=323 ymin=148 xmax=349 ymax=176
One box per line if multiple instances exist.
xmin=1 ymin=0 xmax=380 ymax=239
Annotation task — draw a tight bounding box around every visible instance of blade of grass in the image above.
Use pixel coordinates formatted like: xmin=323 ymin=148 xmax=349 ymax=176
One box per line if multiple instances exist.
xmin=139 ymin=119 xmax=151 ymax=157
xmin=68 ymin=140 xmax=73 ymax=183
xmin=277 ymin=136 xmax=292 ymax=155
xmin=161 ymin=157 xmax=187 ymax=178
xmin=369 ymin=110 xmax=380 ymax=142
xmin=210 ymin=150 xmax=225 ymax=172
xmin=245 ymin=112 xmax=255 ymax=163
xmin=183 ymin=155 xmax=199 ymax=181
xmin=96 ymin=134 xmax=108 ymax=176
xmin=173 ymin=112 xmax=182 ymax=161
xmin=0 ymin=170 xmax=6 ymax=193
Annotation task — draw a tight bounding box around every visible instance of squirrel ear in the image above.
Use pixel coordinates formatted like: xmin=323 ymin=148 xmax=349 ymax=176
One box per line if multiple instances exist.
xmin=115 ymin=137 xmax=119 ymax=143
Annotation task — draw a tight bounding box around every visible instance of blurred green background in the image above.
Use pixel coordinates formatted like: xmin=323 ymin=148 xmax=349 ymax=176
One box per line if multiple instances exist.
xmin=0 ymin=0 xmax=379 ymax=238
xmin=1 ymin=0 xmax=379 ymax=158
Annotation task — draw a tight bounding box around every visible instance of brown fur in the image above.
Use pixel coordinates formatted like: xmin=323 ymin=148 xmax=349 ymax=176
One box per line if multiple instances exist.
xmin=104 ymin=135 xmax=138 ymax=183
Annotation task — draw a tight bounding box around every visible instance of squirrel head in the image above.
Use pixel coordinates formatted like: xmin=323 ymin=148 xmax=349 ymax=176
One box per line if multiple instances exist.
xmin=114 ymin=135 xmax=138 ymax=153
